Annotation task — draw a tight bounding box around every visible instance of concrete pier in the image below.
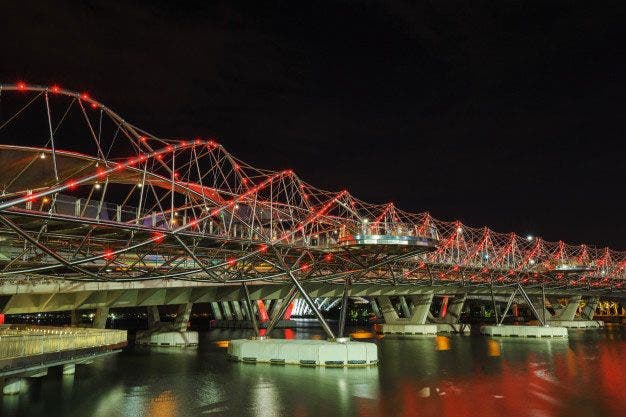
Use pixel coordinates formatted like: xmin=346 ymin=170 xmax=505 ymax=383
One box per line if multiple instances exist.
xmin=380 ymin=323 xmax=438 ymax=335
xmin=481 ymin=325 xmax=568 ymax=338
xmin=136 ymin=303 xmax=198 ymax=347
xmin=227 ymin=339 xmax=378 ymax=367
xmin=137 ymin=330 xmax=199 ymax=347
xmin=2 ymin=378 xmax=27 ymax=395
xmin=549 ymin=320 xmax=604 ymax=328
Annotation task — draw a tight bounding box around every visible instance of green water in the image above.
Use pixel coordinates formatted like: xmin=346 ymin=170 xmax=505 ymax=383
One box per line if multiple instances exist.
xmin=2 ymin=325 xmax=625 ymax=417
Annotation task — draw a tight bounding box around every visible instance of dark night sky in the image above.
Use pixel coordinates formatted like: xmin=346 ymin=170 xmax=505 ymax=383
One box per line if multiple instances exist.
xmin=1 ymin=1 xmax=625 ymax=248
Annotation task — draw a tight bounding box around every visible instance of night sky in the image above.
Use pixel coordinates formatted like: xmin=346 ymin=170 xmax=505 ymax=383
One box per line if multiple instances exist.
xmin=1 ymin=1 xmax=625 ymax=248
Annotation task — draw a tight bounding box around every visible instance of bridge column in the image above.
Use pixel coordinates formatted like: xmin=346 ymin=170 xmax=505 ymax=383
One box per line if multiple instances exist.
xmin=147 ymin=306 xmax=160 ymax=328
xmin=408 ymin=293 xmax=434 ymax=325
xmin=70 ymin=310 xmax=80 ymax=326
xmin=443 ymin=294 xmax=467 ymax=324
xmin=370 ymin=299 xmax=382 ymax=319
xmin=378 ymin=293 xmax=436 ymax=335
xmin=210 ymin=302 xmax=223 ymax=321
xmin=377 ymin=297 xmax=399 ymax=323
xmin=173 ymin=303 xmax=193 ymax=331
xmin=136 ymin=304 xmax=198 ymax=347
xmin=581 ymin=297 xmax=599 ymax=320
xmin=230 ymin=301 xmax=244 ymax=321
xmin=399 ymin=296 xmax=411 ymax=318
xmin=221 ymin=302 xmax=234 ymax=321
xmin=92 ymin=307 xmax=109 ymax=329
xmin=553 ymin=295 xmax=581 ymax=321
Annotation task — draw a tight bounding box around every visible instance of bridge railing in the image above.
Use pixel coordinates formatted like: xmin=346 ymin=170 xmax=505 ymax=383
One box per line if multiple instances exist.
xmin=0 ymin=325 xmax=127 ymax=360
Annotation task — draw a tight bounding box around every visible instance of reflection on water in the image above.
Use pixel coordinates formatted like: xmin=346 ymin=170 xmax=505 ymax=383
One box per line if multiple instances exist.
xmin=2 ymin=325 xmax=626 ymax=417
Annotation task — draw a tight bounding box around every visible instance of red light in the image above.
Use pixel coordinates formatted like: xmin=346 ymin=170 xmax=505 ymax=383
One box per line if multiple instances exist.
xmin=97 ymin=169 xmax=106 ymax=178
xmin=194 ymin=138 xmax=201 ymax=145
xmin=50 ymin=85 xmax=61 ymax=93
xmin=81 ymin=92 xmax=90 ymax=100
xmin=115 ymin=163 xmax=124 ymax=171
xmin=90 ymin=102 xmax=98 ymax=109
xmin=17 ymin=82 xmax=27 ymax=90
xmin=259 ymin=244 xmax=268 ymax=253
xmin=139 ymin=136 xmax=147 ymax=142
xmin=181 ymin=141 xmax=187 ymax=146
xmin=324 ymin=253 xmax=332 ymax=262
xmin=167 ymin=145 xmax=173 ymax=152
xmin=128 ymin=158 xmax=136 ymax=165
xmin=227 ymin=258 xmax=237 ymax=266
xmin=153 ymin=233 xmax=165 ymax=242
xmin=67 ymin=181 xmax=77 ymax=190
xmin=138 ymin=155 xmax=146 ymax=161
xmin=301 ymin=263 xmax=310 ymax=271
xmin=234 ymin=164 xmax=240 ymax=170
xmin=189 ymin=219 xmax=198 ymax=228
xmin=156 ymin=154 xmax=163 ymax=160
xmin=173 ymin=172 xmax=179 ymax=178
xmin=103 ymin=250 xmax=114 ymax=260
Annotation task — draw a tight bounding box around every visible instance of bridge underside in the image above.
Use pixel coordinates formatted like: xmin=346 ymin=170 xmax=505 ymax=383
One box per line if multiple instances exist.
xmin=0 ymin=278 xmax=613 ymax=314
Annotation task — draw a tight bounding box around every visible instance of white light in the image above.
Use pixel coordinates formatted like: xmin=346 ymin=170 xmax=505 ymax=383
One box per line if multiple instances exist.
xmin=362 ymin=218 xmax=369 ymax=223
xmin=529 ymin=259 xmax=535 ymax=265
xmin=526 ymin=235 xmax=534 ymax=241
xmin=39 ymin=152 xmax=46 ymax=159
xmin=234 ymin=204 xmax=240 ymax=209
xmin=136 ymin=183 xmax=143 ymax=188
xmin=94 ymin=183 xmax=102 ymax=190
xmin=457 ymin=227 xmax=463 ymax=233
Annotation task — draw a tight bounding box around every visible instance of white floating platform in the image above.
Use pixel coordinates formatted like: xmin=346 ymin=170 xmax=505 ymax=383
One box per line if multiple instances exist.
xmin=136 ymin=331 xmax=198 ymax=347
xmin=549 ymin=320 xmax=604 ymax=328
xmin=481 ymin=325 xmax=568 ymax=338
xmin=227 ymin=339 xmax=378 ymax=367
xmin=380 ymin=324 xmax=438 ymax=336
xmin=435 ymin=323 xmax=471 ymax=334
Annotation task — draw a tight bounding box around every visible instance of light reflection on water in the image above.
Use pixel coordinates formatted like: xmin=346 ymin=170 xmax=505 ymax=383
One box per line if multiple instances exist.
xmin=2 ymin=325 xmax=626 ymax=417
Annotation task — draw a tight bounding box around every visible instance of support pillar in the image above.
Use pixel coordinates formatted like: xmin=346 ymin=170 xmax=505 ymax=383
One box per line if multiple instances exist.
xmin=174 ymin=303 xmax=193 ymax=331
xmin=62 ymin=364 xmax=76 ymax=375
xmin=379 ymin=293 xmax=436 ymax=335
xmin=399 ymin=296 xmax=411 ymax=318
xmin=230 ymin=301 xmax=244 ymax=321
xmin=70 ymin=310 xmax=80 ymax=326
xmin=147 ymin=306 xmax=160 ymax=328
xmin=370 ymin=299 xmax=382 ymax=319
xmin=377 ymin=296 xmax=399 ymax=323
xmin=581 ymin=297 xmax=599 ymax=320
xmin=443 ymin=294 xmax=466 ymax=324
xmin=210 ymin=302 xmax=223 ymax=321
xmin=553 ymin=295 xmax=581 ymax=321
xmin=439 ymin=296 xmax=449 ymax=319
xmin=338 ymin=278 xmax=351 ymax=338
xmin=221 ymin=302 xmax=234 ymax=321
xmin=3 ymin=378 xmax=27 ymax=395
xmin=92 ymin=307 xmax=109 ymax=329
xmin=408 ymin=292 xmax=434 ymax=325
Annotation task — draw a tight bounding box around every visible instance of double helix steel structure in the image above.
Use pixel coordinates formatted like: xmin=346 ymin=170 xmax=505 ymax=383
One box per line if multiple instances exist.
xmin=0 ymin=83 xmax=624 ymax=298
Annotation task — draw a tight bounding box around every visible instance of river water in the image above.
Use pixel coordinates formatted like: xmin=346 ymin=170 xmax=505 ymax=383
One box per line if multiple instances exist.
xmin=2 ymin=324 xmax=625 ymax=417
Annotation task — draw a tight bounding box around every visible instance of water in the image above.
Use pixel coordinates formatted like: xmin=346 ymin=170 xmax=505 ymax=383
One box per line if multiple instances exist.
xmin=2 ymin=325 xmax=626 ymax=417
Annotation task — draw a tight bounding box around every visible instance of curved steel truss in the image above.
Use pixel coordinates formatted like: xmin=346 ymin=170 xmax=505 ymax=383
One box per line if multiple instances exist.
xmin=0 ymin=83 xmax=623 ymax=294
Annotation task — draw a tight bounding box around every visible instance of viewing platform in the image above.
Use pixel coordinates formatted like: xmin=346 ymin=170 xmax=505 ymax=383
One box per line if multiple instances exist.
xmin=0 ymin=325 xmax=127 ymax=394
